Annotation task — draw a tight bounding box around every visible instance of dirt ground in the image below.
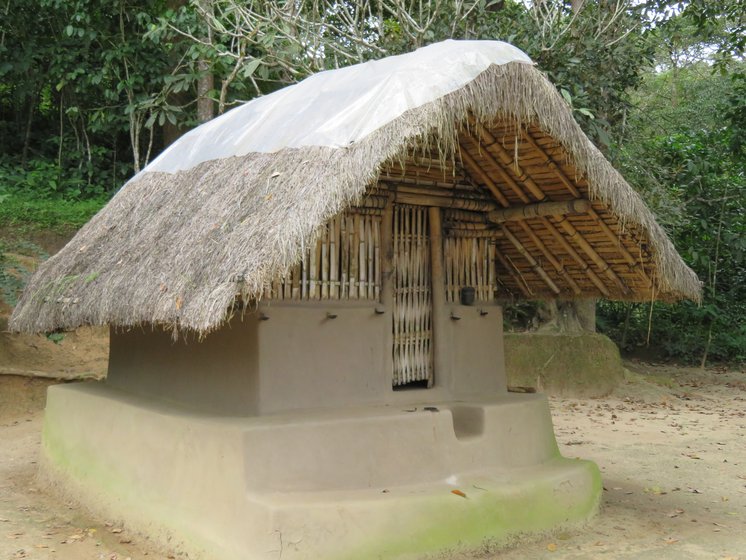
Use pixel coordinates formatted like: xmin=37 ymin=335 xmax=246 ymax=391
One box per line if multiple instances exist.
xmin=1 ymin=362 xmax=745 ymax=560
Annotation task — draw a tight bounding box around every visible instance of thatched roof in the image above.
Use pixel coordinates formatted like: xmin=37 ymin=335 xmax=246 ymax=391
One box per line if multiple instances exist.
xmin=10 ymin=40 xmax=700 ymax=335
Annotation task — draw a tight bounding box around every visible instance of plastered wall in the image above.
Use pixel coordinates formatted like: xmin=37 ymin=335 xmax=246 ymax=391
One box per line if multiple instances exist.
xmin=107 ymin=302 xmax=507 ymax=415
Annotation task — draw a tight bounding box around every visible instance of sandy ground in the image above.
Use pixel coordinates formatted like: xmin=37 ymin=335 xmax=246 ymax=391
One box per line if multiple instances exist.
xmin=0 ymin=376 xmax=171 ymax=560
xmin=0 ymin=328 xmax=108 ymax=380
xmin=1 ymin=363 xmax=745 ymax=560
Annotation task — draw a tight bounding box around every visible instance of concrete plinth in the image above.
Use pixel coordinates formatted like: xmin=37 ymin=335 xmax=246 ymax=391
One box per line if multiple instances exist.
xmin=41 ymin=382 xmax=601 ymax=559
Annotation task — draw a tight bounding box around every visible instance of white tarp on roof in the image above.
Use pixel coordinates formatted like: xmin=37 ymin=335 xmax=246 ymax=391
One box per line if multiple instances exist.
xmin=144 ymin=40 xmax=532 ymax=175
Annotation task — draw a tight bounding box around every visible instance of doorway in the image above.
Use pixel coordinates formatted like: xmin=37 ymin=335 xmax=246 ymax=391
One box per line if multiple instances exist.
xmin=392 ymin=204 xmax=434 ymax=388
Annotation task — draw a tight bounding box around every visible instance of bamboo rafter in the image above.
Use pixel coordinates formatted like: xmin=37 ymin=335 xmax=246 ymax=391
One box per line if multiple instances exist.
xmin=470 ymin=122 xmax=631 ymax=296
xmin=461 ymin=136 xmax=529 ymax=205
xmin=537 ymin=215 xmax=610 ymax=297
xmin=470 ymin=122 xmax=545 ymax=200
xmin=459 ymin=148 xmax=511 ymax=207
xmin=460 ymin=129 xmax=609 ymax=296
xmin=520 ymin=129 xmax=653 ymax=288
xmin=501 ymin=226 xmax=560 ymax=295
xmin=516 ymin=221 xmax=582 ymax=295
xmin=495 ymin=250 xmax=532 ymax=298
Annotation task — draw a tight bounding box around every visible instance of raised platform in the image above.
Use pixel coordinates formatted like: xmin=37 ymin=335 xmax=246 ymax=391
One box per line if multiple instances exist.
xmin=41 ymin=382 xmax=601 ymax=559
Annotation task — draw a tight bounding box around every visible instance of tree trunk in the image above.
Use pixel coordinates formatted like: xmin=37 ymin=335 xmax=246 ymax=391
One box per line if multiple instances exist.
xmin=163 ymin=0 xmax=189 ymax=146
xmin=21 ymin=98 xmax=36 ymax=168
xmin=197 ymin=59 xmax=214 ymax=123
xmin=196 ymin=0 xmax=215 ymax=123
xmin=535 ymin=299 xmax=596 ymax=334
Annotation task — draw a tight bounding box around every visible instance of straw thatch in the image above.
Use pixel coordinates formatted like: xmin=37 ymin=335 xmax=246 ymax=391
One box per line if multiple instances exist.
xmin=10 ymin=57 xmax=701 ymax=335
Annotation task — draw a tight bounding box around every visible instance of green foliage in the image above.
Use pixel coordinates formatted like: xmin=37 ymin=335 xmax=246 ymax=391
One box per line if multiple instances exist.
xmin=0 ymin=194 xmax=106 ymax=229
xmin=46 ymin=332 xmax=65 ymax=344
xmin=1 ymin=0 xmax=743 ymax=364
xmin=598 ymin=61 xmax=746 ymax=365
xmin=0 ymin=154 xmax=107 ymax=229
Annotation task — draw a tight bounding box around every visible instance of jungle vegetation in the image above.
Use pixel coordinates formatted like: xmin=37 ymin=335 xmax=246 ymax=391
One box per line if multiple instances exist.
xmin=0 ymin=0 xmax=743 ymax=364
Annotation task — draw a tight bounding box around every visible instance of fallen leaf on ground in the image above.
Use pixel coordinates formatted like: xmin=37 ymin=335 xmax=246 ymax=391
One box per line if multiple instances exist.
xmin=547 ymin=543 xmax=557 ymax=551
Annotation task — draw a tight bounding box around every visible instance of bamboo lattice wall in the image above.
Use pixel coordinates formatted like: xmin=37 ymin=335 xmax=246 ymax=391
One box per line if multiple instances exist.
xmin=444 ymin=237 xmax=498 ymax=303
xmin=393 ymin=205 xmax=433 ymax=386
xmin=263 ymin=212 xmax=381 ymax=300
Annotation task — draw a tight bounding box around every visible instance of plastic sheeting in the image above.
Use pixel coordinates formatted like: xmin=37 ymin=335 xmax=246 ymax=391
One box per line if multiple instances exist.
xmin=144 ymin=40 xmax=533 ymax=175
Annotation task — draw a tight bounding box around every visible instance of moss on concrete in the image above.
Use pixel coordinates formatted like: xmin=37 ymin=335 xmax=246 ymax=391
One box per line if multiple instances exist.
xmin=41 ymin=384 xmax=603 ymax=560
xmin=505 ymin=332 xmax=624 ymax=397
xmin=340 ymin=459 xmax=602 ymax=560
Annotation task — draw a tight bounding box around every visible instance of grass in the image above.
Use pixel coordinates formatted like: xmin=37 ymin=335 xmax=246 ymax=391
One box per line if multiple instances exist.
xmin=0 ymin=193 xmax=107 ymax=231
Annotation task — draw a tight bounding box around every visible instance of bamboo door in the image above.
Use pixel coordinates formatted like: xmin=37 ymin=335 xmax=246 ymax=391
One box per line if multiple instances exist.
xmin=392 ymin=205 xmax=433 ymax=387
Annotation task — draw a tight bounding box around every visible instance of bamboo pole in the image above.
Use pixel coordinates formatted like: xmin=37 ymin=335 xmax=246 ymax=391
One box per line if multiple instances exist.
xmin=351 ymin=214 xmax=359 ymax=299
xmin=445 ymin=221 xmax=490 ymax=230
xmin=487 ymin=199 xmax=591 ymax=223
xmin=537 ymin=216 xmax=610 ymax=296
xmin=314 ymin=236 xmax=322 ymax=299
xmin=446 ymin=229 xmax=505 ymax=238
xmin=494 ymin=248 xmax=532 ymax=298
xmin=467 ymin=123 xmax=625 ymax=296
xmin=520 ymin=129 xmax=652 ymax=288
xmin=291 ymin=262 xmax=300 ymax=299
xmin=392 ymin=191 xmax=496 ymax=212
xmin=387 ymin=183 xmax=493 ymax=201
xmin=340 ymin=216 xmax=348 ymax=298
xmin=517 ymin=221 xmax=582 ymax=295
xmin=301 ymin=246 xmax=308 ymax=299
xmin=358 ymin=215 xmax=366 ymax=299
xmin=321 ymin=224 xmax=329 ymax=299
xmin=501 ymin=226 xmax=561 ymax=295
xmin=309 ymin=238 xmax=318 ymax=299
xmin=444 ymin=238 xmax=453 ymax=302
xmin=471 ymin=123 xmax=545 ymax=201
xmin=464 ymin=134 xmax=612 ymax=295
xmin=358 ymin=194 xmax=389 ymax=209
xmin=458 ymin=147 xmax=511 ymax=207
xmin=365 ymin=217 xmax=378 ymax=300
xmin=463 ymin=130 xmax=534 ymax=204
xmin=442 ymin=209 xmax=486 ymax=223
xmin=428 ymin=206 xmax=446 ymax=389
xmin=379 ymin=176 xmax=474 ymax=191
xmin=551 ymin=215 xmax=630 ymax=294
xmin=488 ymin=241 xmax=496 ymax=300
xmin=392 ymin=205 xmax=399 ymax=384
xmin=329 ymin=217 xmax=338 ymax=299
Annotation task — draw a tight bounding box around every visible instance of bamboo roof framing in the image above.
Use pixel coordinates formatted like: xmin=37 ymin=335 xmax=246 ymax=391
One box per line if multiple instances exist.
xmin=382 ymin=117 xmax=687 ymax=302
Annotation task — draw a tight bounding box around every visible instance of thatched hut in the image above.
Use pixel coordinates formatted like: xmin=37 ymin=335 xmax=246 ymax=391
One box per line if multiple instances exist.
xmin=11 ymin=40 xmax=699 ymax=560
